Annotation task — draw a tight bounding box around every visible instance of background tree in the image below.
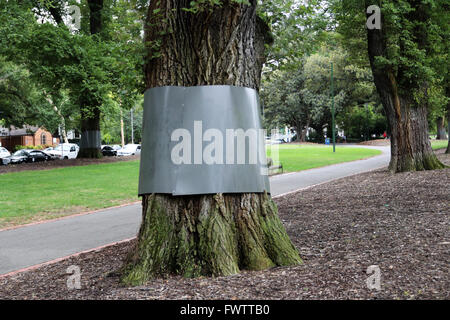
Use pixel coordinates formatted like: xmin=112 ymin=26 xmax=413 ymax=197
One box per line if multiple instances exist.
xmin=120 ymin=0 xmax=301 ymax=285
xmin=261 ymin=36 xmax=385 ymax=143
xmin=447 ymin=109 xmax=450 ymax=154
xmin=0 ymin=0 xmax=145 ymax=153
xmin=0 ymin=59 xmax=68 ymax=134
xmin=334 ymin=0 xmax=447 ymax=172
xmin=427 ymin=85 xmax=448 ymax=140
xmin=101 ymin=95 xmax=144 ymax=145
xmin=260 ymin=67 xmax=311 ymax=141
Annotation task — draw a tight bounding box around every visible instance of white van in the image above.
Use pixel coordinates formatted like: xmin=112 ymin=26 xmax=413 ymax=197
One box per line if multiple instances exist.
xmin=0 ymin=147 xmax=11 ymax=159
xmin=46 ymin=143 xmax=79 ymax=159
xmin=117 ymin=144 xmax=141 ymax=156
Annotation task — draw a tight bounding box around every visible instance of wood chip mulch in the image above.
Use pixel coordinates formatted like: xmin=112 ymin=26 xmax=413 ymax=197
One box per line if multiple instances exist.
xmin=358 ymin=139 xmax=391 ymax=146
xmin=0 ymin=153 xmax=448 ymax=300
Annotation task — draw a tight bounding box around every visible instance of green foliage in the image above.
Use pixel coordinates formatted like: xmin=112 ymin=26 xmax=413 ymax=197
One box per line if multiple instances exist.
xmin=0 ymin=0 xmax=145 ymax=140
xmin=333 ymin=0 xmax=449 ymax=106
xmin=261 ymin=37 xmax=384 ymax=141
xmin=0 ymin=58 xmax=45 ymax=126
xmin=259 ymin=0 xmax=331 ymax=71
xmin=100 ymin=96 xmax=144 ymax=144
xmin=337 ymin=104 xmax=386 ymax=140
xmin=14 ymin=144 xmax=54 ymax=151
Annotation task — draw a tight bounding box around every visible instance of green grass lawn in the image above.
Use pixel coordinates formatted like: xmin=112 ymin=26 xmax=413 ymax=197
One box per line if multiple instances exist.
xmin=0 ymin=160 xmax=139 ymax=228
xmin=431 ymin=140 xmax=448 ymax=150
xmin=0 ymin=144 xmax=381 ymax=228
xmin=267 ymin=144 xmax=381 ymax=172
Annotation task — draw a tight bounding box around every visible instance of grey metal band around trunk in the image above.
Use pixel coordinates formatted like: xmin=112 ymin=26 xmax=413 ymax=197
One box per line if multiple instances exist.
xmin=80 ymin=130 xmax=101 ymax=148
xmin=138 ymin=85 xmax=270 ymax=196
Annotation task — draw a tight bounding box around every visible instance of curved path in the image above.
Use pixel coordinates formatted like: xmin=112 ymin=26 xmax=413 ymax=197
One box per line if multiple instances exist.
xmin=0 ymin=145 xmax=390 ymax=276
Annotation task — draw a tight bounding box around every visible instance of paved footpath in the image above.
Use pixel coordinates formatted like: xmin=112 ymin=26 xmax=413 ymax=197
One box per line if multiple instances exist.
xmin=0 ymin=145 xmax=390 ymax=275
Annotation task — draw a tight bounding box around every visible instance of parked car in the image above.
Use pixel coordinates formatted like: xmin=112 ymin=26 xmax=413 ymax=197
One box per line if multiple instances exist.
xmin=46 ymin=143 xmax=79 ymax=159
xmin=27 ymin=150 xmax=56 ymax=162
xmin=111 ymin=145 xmax=121 ymax=151
xmin=265 ymin=138 xmax=285 ymax=145
xmin=101 ymin=145 xmax=117 ymax=157
xmin=0 ymin=147 xmax=11 ymax=164
xmin=117 ymin=144 xmax=141 ymax=156
xmin=1 ymin=149 xmax=55 ymax=165
xmin=2 ymin=149 xmax=29 ymax=165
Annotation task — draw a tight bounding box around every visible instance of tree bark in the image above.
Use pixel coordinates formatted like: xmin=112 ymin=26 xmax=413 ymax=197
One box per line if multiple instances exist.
xmin=447 ymin=110 xmax=450 ymax=154
xmin=365 ymin=2 xmax=444 ymax=172
xmin=301 ymin=117 xmax=310 ymax=142
xmin=53 ymin=106 xmax=68 ymax=143
xmin=446 ymin=86 xmax=450 ymax=154
xmin=120 ymin=109 xmax=125 ymax=147
xmin=78 ymin=0 xmax=104 ymax=158
xmin=78 ymin=104 xmax=102 ymax=158
xmin=44 ymin=0 xmax=64 ymax=26
xmin=88 ymin=0 xmax=103 ymax=35
xmin=295 ymin=120 xmax=304 ymax=142
xmin=295 ymin=117 xmax=308 ymax=142
xmin=120 ymin=0 xmax=301 ymax=285
xmin=436 ymin=116 xmax=447 ymax=140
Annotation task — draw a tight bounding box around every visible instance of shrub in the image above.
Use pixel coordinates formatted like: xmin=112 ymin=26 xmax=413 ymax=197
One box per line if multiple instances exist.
xmin=14 ymin=144 xmax=54 ymax=151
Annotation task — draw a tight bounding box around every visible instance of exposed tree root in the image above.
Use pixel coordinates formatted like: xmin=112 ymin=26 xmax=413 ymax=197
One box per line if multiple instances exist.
xmin=120 ymin=192 xmax=302 ymax=286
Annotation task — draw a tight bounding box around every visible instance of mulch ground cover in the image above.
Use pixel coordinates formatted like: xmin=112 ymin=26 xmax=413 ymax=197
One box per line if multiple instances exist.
xmin=358 ymin=139 xmax=390 ymax=146
xmin=0 ymin=152 xmax=448 ymax=300
xmin=0 ymin=155 xmax=140 ymax=175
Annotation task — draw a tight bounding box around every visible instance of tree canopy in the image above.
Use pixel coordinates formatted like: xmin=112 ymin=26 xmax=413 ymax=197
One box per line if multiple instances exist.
xmin=0 ymin=0 xmax=448 ymax=158
xmin=0 ymin=0 xmax=144 ymax=145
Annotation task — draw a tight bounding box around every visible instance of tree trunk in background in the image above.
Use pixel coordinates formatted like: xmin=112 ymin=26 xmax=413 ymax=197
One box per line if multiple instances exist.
xmin=446 ymin=86 xmax=450 ymax=154
xmin=299 ymin=131 xmax=306 ymax=142
xmin=365 ymin=3 xmax=444 ymax=172
xmin=78 ymin=104 xmax=102 ymax=158
xmin=120 ymin=0 xmax=301 ymax=286
xmin=295 ymin=121 xmax=305 ymax=142
xmin=120 ymin=109 xmax=125 ymax=147
xmin=436 ymin=116 xmax=447 ymax=140
xmin=53 ymin=105 xmax=68 ymax=143
xmin=301 ymin=118 xmax=310 ymax=142
xmin=447 ymin=110 xmax=450 ymax=154
xmin=78 ymin=0 xmax=103 ymax=158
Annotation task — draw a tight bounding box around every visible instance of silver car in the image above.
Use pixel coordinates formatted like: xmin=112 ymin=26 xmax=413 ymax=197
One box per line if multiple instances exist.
xmin=0 ymin=147 xmax=11 ymax=159
xmin=117 ymin=144 xmax=141 ymax=156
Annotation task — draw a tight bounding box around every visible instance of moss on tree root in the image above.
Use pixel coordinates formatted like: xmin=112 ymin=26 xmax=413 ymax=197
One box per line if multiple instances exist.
xmin=389 ymin=152 xmax=446 ymax=172
xmin=120 ymin=192 xmax=302 ymax=286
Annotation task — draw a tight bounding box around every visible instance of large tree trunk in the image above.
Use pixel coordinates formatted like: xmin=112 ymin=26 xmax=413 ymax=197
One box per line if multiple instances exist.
xmin=447 ymin=110 xmax=450 ymax=154
xmin=446 ymin=86 xmax=450 ymax=154
xmin=436 ymin=116 xmax=447 ymax=140
xmin=299 ymin=132 xmax=306 ymax=142
xmin=301 ymin=117 xmax=310 ymax=142
xmin=78 ymin=0 xmax=103 ymax=158
xmin=78 ymin=104 xmax=102 ymax=158
xmin=295 ymin=120 xmax=305 ymax=142
xmin=120 ymin=0 xmax=301 ymax=286
xmin=296 ymin=117 xmax=309 ymax=142
xmin=365 ymin=2 xmax=444 ymax=172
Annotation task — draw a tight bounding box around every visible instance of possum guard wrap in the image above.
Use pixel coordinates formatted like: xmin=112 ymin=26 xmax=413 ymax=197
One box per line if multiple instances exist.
xmin=138 ymin=85 xmax=270 ymax=196
xmin=80 ymin=130 xmax=101 ymax=149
